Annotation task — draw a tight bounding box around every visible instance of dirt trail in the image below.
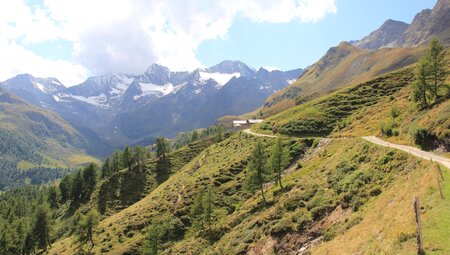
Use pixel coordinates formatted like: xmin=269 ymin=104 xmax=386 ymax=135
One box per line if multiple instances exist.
xmin=243 ymin=129 xmax=450 ymax=168
xmin=362 ymin=136 xmax=450 ymax=169
xmin=243 ymin=129 xmax=277 ymax=138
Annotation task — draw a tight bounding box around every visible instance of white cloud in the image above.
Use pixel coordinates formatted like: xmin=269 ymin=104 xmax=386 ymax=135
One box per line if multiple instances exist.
xmin=0 ymin=0 xmax=337 ymax=85
xmin=0 ymin=40 xmax=87 ymax=85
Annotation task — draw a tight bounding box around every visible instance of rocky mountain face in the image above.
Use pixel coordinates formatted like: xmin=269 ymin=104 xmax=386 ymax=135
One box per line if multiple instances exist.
xmin=353 ymin=0 xmax=450 ymax=49
xmin=0 ymin=61 xmax=302 ymax=146
xmin=388 ymin=0 xmax=450 ymax=47
xmin=353 ymin=19 xmax=409 ymax=50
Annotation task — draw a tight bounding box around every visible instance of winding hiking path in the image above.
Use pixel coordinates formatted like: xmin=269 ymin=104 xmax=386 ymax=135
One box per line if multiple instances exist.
xmin=243 ymin=129 xmax=450 ymax=168
xmin=243 ymin=128 xmax=277 ymax=138
xmin=362 ymin=136 xmax=450 ymax=169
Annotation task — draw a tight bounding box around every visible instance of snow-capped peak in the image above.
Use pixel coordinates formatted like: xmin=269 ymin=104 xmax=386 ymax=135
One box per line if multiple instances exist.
xmin=207 ymin=60 xmax=256 ymax=77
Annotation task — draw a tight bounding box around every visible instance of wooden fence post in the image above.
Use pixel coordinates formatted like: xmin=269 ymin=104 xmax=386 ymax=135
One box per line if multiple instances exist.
xmin=414 ymin=197 xmax=423 ymax=255
xmin=436 ymin=163 xmax=444 ymax=180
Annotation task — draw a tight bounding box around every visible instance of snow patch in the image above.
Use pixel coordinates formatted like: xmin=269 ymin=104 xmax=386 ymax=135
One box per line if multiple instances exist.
xmin=287 ymin=79 xmax=296 ymax=84
xmin=199 ymin=72 xmax=240 ymax=87
xmin=71 ymin=93 xmax=110 ymax=109
xmin=134 ymin=82 xmax=174 ymax=100
xmin=263 ymin=66 xmax=280 ymax=71
xmin=35 ymin=82 xmax=45 ymax=92
xmin=51 ymin=80 xmax=62 ymax=86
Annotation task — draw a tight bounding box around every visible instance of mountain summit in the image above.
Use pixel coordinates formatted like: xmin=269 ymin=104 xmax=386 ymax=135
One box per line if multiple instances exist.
xmin=353 ymin=19 xmax=409 ymax=50
xmin=208 ymin=60 xmax=257 ymax=76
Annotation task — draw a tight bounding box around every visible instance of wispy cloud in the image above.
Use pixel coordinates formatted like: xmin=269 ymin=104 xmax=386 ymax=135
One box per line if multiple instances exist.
xmin=0 ymin=0 xmax=337 ymax=85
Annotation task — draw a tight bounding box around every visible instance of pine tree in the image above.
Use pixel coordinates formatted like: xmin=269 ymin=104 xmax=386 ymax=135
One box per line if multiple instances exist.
xmin=47 ymin=186 xmax=59 ymax=209
xmin=32 ymin=206 xmax=51 ymax=252
xmin=123 ymin=146 xmax=131 ymax=169
xmin=59 ymin=174 xmax=72 ymax=202
xmin=413 ymin=59 xmax=430 ymax=107
xmin=412 ymin=38 xmax=449 ymax=107
xmin=73 ymin=210 xmax=100 ymax=251
xmin=142 ymin=230 xmax=158 ymax=255
xmin=82 ymin=164 xmax=97 ymax=201
xmin=155 ymin=137 xmax=170 ymax=159
xmin=204 ymin=186 xmax=213 ymax=229
xmin=270 ymin=138 xmax=287 ymax=189
xmin=71 ymin=171 xmax=83 ymax=201
xmin=112 ymin=151 xmax=122 ymax=172
xmin=23 ymin=232 xmax=35 ymax=255
xmin=101 ymin=157 xmax=111 ymax=178
xmin=190 ymin=130 xmax=199 ymax=142
xmin=190 ymin=188 xmax=205 ymax=230
xmin=245 ymin=141 xmax=268 ymax=205
xmin=426 ymin=37 xmax=448 ymax=99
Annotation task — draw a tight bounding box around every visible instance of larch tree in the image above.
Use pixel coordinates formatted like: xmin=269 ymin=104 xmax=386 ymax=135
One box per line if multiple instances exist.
xmin=32 ymin=206 xmax=51 ymax=252
xmin=270 ymin=138 xmax=287 ymax=189
xmin=73 ymin=210 xmax=100 ymax=252
xmin=245 ymin=141 xmax=268 ymax=205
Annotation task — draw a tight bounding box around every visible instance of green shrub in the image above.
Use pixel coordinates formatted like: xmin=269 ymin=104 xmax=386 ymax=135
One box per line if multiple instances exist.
xmin=380 ymin=121 xmax=395 ymax=136
xmin=270 ymin=218 xmax=294 ymax=235
xmin=390 ymin=105 xmax=400 ymax=119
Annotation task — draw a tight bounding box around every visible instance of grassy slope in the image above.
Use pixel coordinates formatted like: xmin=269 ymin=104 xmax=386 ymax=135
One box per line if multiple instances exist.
xmin=253 ymin=66 xmax=416 ymax=137
xmin=49 ymin=133 xmax=449 ymax=255
xmin=242 ymin=43 xmax=422 ymax=119
xmin=91 ymin=139 xmax=214 ymax=216
xmin=0 ymin=89 xmax=97 ymax=169
xmin=334 ymin=76 xmax=450 ymax=157
xmin=48 ymin=133 xmax=299 ymax=254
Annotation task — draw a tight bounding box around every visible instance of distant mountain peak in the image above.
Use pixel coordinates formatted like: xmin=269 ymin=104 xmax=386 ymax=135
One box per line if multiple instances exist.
xmin=145 ymin=63 xmax=170 ymax=75
xmin=352 ymin=19 xmax=409 ymax=50
xmin=208 ymin=60 xmax=256 ymax=76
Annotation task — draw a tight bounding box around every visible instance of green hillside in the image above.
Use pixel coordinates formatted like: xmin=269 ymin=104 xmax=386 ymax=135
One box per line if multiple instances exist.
xmin=253 ymin=67 xmax=416 ymax=137
xmin=0 ymin=88 xmax=99 ymax=189
xmin=241 ymin=43 xmax=423 ymax=119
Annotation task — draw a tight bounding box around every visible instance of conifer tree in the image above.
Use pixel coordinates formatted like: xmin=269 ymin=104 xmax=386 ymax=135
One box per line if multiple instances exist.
xmin=48 ymin=186 xmax=59 ymax=209
xmin=426 ymin=37 xmax=448 ymax=98
xmin=412 ymin=38 xmax=449 ymax=107
xmin=270 ymin=138 xmax=287 ymax=189
xmin=101 ymin=157 xmax=111 ymax=178
xmin=71 ymin=171 xmax=84 ymax=201
xmin=123 ymin=146 xmax=131 ymax=169
xmin=155 ymin=137 xmax=170 ymax=159
xmin=143 ymin=230 xmax=158 ymax=255
xmin=59 ymin=174 xmax=72 ymax=202
xmin=190 ymin=188 xmax=205 ymax=230
xmin=191 ymin=130 xmax=199 ymax=142
xmin=204 ymin=186 xmax=213 ymax=229
xmin=245 ymin=141 xmax=268 ymax=205
xmin=73 ymin=210 xmax=100 ymax=252
xmin=32 ymin=206 xmax=51 ymax=252
xmin=82 ymin=163 xmax=97 ymax=201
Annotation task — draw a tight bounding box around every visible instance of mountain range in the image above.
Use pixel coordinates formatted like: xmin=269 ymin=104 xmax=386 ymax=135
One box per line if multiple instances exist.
xmin=0 ymin=61 xmax=302 ymax=146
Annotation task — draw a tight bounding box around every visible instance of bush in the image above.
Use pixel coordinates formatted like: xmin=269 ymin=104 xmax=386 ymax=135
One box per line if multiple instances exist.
xmin=410 ymin=126 xmax=436 ymax=149
xmin=310 ymin=204 xmax=335 ymax=221
xmin=380 ymin=121 xmax=396 ymax=136
xmin=270 ymin=218 xmax=294 ymax=235
xmin=390 ymin=105 xmax=400 ymax=119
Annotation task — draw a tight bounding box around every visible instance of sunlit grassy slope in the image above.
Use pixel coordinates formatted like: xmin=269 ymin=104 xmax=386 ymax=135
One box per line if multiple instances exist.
xmin=49 ymin=131 xmax=449 ymax=254
xmin=243 ymin=43 xmax=423 ymax=119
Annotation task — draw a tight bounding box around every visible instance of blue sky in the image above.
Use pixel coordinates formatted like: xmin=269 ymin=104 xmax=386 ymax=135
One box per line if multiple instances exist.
xmin=197 ymin=0 xmax=436 ymax=70
xmin=0 ymin=0 xmax=437 ymax=85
